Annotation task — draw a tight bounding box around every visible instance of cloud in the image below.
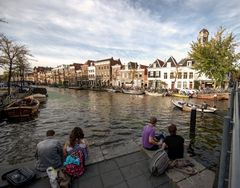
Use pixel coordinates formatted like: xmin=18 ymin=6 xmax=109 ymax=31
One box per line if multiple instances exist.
xmin=0 ymin=0 xmax=240 ymax=69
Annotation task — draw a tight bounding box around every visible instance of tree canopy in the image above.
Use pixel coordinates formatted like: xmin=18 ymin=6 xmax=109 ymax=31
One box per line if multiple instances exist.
xmin=188 ymin=27 xmax=240 ymax=87
xmin=0 ymin=34 xmax=32 ymax=94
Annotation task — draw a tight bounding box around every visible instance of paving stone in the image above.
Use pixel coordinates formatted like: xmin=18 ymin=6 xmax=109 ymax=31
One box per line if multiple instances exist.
xmin=101 ymin=144 xmax=128 ymax=160
xmin=25 ymin=178 xmax=51 ymax=188
xmin=110 ymin=181 xmax=128 ymax=188
xmin=115 ymin=151 xmax=148 ymax=168
xmin=166 ymin=157 xmax=207 ymax=183
xmin=125 ymin=140 xmax=141 ymax=154
xmin=144 ymin=172 xmax=170 ymax=188
xmin=80 ymin=164 xmax=100 ymax=180
xmin=78 ymin=176 xmax=103 ymax=188
xmin=101 ymin=169 xmax=124 ymax=188
xmin=98 ymin=160 xmax=118 ymax=174
xmin=120 ymin=161 xmax=144 ymax=180
xmin=177 ymin=169 xmax=215 ymax=188
xmin=127 ymin=174 xmax=152 ymax=188
xmin=86 ymin=146 xmax=104 ymax=165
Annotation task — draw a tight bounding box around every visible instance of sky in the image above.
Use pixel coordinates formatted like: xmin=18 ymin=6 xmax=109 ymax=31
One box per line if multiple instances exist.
xmin=0 ymin=0 xmax=240 ymax=70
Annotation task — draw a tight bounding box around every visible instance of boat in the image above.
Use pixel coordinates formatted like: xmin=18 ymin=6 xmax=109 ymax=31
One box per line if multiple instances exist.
xmin=172 ymin=100 xmax=217 ymax=113
xmin=4 ymin=98 xmax=40 ymax=118
xmin=145 ymin=91 xmax=165 ymax=96
xmin=122 ymin=89 xmax=145 ymax=95
xmin=197 ymin=93 xmax=229 ymax=100
xmin=171 ymin=93 xmax=191 ymax=98
xmin=28 ymin=94 xmax=47 ymax=103
xmin=105 ymin=88 xmax=117 ymax=93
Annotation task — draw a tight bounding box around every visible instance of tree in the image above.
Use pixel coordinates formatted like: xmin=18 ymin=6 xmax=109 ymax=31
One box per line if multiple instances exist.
xmin=188 ymin=27 xmax=240 ymax=87
xmin=0 ymin=34 xmax=32 ymax=95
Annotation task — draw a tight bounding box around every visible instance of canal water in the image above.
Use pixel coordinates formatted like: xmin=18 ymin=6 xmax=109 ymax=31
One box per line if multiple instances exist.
xmin=0 ymin=87 xmax=228 ymax=171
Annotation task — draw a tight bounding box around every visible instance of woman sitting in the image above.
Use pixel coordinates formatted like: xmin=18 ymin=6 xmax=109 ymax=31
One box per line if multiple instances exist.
xmin=63 ymin=127 xmax=88 ymax=177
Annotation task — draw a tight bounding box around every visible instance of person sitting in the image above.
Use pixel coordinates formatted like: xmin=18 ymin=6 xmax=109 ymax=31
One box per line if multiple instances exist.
xmin=35 ymin=130 xmax=63 ymax=172
xmin=63 ymin=127 xmax=88 ymax=177
xmin=162 ymin=124 xmax=184 ymax=160
xmin=142 ymin=116 xmax=164 ymax=151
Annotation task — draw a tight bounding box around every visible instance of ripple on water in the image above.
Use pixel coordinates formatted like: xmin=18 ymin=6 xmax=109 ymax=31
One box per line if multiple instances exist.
xmin=0 ymin=88 xmax=228 ymax=170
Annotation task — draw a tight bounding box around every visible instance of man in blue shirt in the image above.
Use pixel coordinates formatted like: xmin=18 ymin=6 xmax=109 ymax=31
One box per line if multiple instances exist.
xmin=35 ymin=130 xmax=63 ymax=172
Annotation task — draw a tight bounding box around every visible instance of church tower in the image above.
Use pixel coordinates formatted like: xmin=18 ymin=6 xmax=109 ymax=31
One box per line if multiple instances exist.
xmin=198 ymin=28 xmax=209 ymax=45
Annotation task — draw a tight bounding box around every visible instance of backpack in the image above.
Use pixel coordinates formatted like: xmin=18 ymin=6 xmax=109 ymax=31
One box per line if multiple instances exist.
xmin=64 ymin=147 xmax=85 ymax=178
xmin=149 ymin=149 xmax=169 ymax=176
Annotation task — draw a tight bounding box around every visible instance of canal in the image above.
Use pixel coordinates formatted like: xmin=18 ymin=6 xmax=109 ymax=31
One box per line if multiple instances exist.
xmin=0 ymin=87 xmax=228 ymax=171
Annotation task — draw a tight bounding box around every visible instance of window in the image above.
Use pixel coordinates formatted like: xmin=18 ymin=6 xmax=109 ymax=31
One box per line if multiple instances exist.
xmin=164 ymin=73 xmax=167 ymax=79
xmin=189 ymin=72 xmax=193 ymax=79
xmin=178 ymin=72 xmax=182 ymax=79
xmin=183 ymin=72 xmax=187 ymax=79
xmin=155 ymin=71 xmax=160 ymax=77
xmin=177 ymin=81 xmax=181 ymax=88
xmin=183 ymin=81 xmax=187 ymax=88
xmin=150 ymin=71 xmax=154 ymax=77
xmin=170 ymin=72 xmax=174 ymax=79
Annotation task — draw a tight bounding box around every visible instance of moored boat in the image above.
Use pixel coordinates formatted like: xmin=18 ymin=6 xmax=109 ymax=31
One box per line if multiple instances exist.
xmin=171 ymin=93 xmax=190 ymax=98
xmin=28 ymin=94 xmax=47 ymax=103
xmin=4 ymin=98 xmax=40 ymax=118
xmin=122 ymin=89 xmax=145 ymax=95
xmin=172 ymin=100 xmax=217 ymax=113
xmin=197 ymin=93 xmax=229 ymax=100
xmin=145 ymin=91 xmax=165 ymax=96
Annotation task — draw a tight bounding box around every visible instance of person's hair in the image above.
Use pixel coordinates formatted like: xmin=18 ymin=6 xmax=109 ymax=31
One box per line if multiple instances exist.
xmin=69 ymin=127 xmax=84 ymax=147
xmin=168 ymin=124 xmax=177 ymax=135
xmin=46 ymin=130 xmax=55 ymax=137
xmin=149 ymin=116 xmax=157 ymax=125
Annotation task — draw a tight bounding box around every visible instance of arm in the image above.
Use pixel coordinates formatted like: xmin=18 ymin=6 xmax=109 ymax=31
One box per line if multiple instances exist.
xmin=161 ymin=142 xmax=168 ymax=150
xmin=149 ymin=136 xmax=160 ymax=145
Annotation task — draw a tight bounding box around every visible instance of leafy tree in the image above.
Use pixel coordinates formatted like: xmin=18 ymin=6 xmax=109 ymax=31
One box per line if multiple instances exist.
xmin=188 ymin=27 xmax=240 ymax=87
xmin=0 ymin=34 xmax=32 ymax=95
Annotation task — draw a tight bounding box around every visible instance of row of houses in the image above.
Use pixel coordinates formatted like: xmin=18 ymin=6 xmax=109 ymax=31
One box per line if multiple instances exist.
xmin=24 ymin=56 xmax=214 ymax=90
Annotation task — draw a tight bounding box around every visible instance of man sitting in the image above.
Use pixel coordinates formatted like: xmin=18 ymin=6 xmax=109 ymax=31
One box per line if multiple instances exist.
xmin=162 ymin=124 xmax=184 ymax=160
xmin=35 ymin=130 xmax=63 ymax=172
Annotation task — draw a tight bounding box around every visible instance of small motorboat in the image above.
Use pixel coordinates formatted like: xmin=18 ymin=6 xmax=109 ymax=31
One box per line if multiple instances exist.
xmin=4 ymin=98 xmax=40 ymax=118
xmin=122 ymin=89 xmax=145 ymax=95
xmin=172 ymin=100 xmax=217 ymax=113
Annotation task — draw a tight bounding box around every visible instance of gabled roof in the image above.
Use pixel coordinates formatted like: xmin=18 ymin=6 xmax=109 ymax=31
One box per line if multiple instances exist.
xmin=84 ymin=60 xmax=94 ymax=66
xmin=128 ymin=61 xmax=138 ymax=69
xmin=148 ymin=59 xmax=165 ymax=68
xmin=178 ymin=58 xmax=194 ymax=67
xmin=163 ymin=56 xmax=177 ymax=67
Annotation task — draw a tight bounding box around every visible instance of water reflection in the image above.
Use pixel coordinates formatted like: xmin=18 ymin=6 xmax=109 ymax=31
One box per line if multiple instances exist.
xmin=0 ymin=87 xmax=228 ymax=171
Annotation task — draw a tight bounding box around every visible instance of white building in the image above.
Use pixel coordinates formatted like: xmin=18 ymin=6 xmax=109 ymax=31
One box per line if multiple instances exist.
xmin=148 ymin=57 xmax=214 ymax=90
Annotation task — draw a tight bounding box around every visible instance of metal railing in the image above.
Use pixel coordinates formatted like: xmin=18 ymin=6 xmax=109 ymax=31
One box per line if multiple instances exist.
xmin=217 ymin=82 xmax=240 ymax=188
xmin=229 ymin=82 xmax=240 ymax=188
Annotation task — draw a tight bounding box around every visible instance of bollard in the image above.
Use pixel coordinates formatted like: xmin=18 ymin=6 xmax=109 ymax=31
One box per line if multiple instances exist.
xmin=190 ymin=107 xmax=196 ymax=128
xmin=188 ymin=107 xmax=197 ymax=157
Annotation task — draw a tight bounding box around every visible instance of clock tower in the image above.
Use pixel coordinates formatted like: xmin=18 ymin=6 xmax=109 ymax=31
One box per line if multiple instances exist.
xmin=198 ymin=28 xmax=209 ymax=45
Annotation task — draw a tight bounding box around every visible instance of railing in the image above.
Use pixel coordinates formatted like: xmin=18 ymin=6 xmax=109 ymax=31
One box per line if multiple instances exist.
xmin=229 ymin=82 xmax=240 ymax=188
xmin=217 ymin=82 xmax=240 ymax=188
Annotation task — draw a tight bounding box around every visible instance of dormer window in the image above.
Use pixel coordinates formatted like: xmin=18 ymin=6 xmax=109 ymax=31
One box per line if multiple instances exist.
xmin=187 ymin=61 xmax=192 ymax=67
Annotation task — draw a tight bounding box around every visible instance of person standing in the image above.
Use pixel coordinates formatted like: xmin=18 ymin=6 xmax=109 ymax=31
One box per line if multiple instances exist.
xmin=35 ymin=130 xmax=63 ymax=172
xmin=142 ymin=116 xmax=164 ymax=150
xmin=162 ymin=124 xmax=184 ymax=160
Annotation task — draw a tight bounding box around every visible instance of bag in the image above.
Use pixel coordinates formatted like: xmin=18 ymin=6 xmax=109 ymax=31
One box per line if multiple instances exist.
xmin=57 ymin=169 xmax=71 ymax=188
xmin=169 ymin=158 xmax=194 ymax=168
xmin=149 ymin=149 xmax=169 ymax=176
xmin=169 ymin=158 xmax=197 ymax=175
xmin=64 ymin=148 xmax=85 ymax=178
xmin=47 ymin=167 xmax=59 ymax=188
xmin=2 ymin=167 xmax=35 ymax=187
